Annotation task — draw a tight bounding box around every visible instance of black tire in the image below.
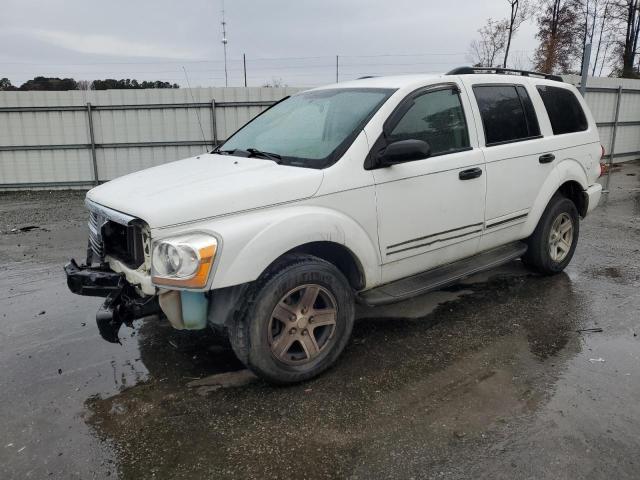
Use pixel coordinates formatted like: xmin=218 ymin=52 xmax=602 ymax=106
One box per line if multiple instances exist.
xmin=522 ymin=193 xmax=580 ymax=275
xmin=228 ymin=253 xmax=355 ymax=385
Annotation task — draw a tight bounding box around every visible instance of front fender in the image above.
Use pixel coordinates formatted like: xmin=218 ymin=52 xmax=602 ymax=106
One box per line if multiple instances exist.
xmin=522 ymin=158 xmax=589 ymax=236
xmin=209 ymin=206 xmax=381 ymax=290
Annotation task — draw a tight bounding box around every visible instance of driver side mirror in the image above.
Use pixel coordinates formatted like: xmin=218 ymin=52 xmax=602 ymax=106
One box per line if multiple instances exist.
xmin=378 ymin=139 xmax=431 ymax=167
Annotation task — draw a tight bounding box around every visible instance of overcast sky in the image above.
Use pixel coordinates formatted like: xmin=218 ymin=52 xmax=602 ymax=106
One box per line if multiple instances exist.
xmin=1 ymin=0 xmax=540 ymax=87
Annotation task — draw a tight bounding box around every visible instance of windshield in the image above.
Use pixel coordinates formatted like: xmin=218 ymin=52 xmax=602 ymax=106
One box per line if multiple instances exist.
xmin=218 ymin=88 xmax=395 ymax=168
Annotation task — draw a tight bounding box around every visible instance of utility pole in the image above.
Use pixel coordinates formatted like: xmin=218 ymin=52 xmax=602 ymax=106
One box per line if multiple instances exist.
xmin=336 ymin=55 xmax=339 ymax=83
xmin=579 ymin=43 xmax=592 ymax=96
xmin=243 ymin=53 xmax=247 ymax=87
xmin=221 ymin=0 xmax=228 ymax=87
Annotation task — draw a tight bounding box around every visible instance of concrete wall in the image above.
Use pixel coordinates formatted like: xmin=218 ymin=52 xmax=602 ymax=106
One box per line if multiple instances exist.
xmin=1 ymin=76 xmax=639 ymax=189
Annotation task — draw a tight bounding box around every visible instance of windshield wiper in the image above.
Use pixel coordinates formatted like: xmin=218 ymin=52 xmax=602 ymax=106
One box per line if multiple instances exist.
xmin=246 ymin=148 xmax=282 ymax=163
xmin=212 ymin=148 xmax=283 ymax=163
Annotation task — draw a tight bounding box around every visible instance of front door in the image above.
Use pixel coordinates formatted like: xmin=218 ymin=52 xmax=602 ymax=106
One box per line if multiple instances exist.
xmin=370 ymin=84 xmax=486 ymax=283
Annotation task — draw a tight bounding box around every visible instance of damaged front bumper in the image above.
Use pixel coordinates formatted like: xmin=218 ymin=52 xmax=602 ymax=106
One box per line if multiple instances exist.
xmin=65 ymin=259 xmax=210 ymax=343
xmin=64 ymin=259 xmax=160 ymax=343
xmin=65 ymin=258 xmax=125 ymax=296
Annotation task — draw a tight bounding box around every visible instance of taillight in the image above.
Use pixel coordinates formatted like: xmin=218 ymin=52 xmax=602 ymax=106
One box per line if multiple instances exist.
xmin=599 ymin=145 xmax=606 ymax=177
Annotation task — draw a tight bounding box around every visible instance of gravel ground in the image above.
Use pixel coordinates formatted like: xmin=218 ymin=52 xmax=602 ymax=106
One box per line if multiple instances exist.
xmin=0 ymin=162 xmax=639 ymax=479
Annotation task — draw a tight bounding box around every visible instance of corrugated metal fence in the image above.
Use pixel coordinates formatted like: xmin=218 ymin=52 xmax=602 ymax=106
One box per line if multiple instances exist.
xmin=564 ymin=75 xmax=640 ymax=165
xmin=1 ymin=77 xmax=639 ymax=189
xmin=0 ymin=87 xmax=301 ymax=188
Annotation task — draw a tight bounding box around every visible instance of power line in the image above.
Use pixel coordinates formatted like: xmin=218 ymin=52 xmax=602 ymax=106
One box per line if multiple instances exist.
xmin=0 ymin=52 xmax=471 ymax=67
xmin=0 ymin=59 xmax=224 ymax=66
xmin=1 ymin=49 xmax=542 ymax=88
xmin=0 ymin=50 xmax=539 ymax=67
xmin=1 ymin=61 xmax=470 ymax=74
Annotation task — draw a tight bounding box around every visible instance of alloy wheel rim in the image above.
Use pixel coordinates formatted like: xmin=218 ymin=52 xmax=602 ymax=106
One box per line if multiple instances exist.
xmin=548 ymin=212 xmax=573 ymax=262
xmin=268 ymin=284 xmax=337 ymax=365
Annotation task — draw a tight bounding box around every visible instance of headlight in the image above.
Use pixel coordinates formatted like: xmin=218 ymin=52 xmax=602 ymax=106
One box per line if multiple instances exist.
xmin=151 ymin=233 xmax=218 ymax=288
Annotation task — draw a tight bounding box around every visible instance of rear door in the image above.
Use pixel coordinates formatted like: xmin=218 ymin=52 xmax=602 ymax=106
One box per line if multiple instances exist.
xmin=533 ymin=83 xmax=601 ymax=186
xmin=461 ymin=79 xmax=551 ymax=251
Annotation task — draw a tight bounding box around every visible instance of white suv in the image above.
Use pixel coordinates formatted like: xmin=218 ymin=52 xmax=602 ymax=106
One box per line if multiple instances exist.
xmin=65 ymin=67 xmax=603 ymax=384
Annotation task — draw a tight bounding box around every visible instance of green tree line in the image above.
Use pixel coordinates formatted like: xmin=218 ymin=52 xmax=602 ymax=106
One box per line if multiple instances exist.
xmin=0 ymin=77 xmax=179 ymax=91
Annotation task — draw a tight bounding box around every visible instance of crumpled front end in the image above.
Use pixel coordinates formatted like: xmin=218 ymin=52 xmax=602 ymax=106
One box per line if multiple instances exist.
xmin=64 ymin=198 xmax=208 ymax=343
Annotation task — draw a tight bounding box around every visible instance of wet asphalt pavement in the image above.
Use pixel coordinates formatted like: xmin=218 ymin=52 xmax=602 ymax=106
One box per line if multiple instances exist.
xmin=1 ymin=162 xmax=639 ymax=479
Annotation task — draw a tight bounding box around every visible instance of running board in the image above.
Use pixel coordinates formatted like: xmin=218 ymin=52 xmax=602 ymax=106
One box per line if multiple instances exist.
xmin=359 ymin=242 xmax=528 ymax=306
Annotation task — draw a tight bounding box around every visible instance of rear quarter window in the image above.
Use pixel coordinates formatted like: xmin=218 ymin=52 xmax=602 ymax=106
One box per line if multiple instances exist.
xmin=536 ymin=85 xmax=588 ymax=135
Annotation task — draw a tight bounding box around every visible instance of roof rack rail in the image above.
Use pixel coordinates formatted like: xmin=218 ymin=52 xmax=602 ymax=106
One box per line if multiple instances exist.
xmin=357 ymin=75 xmax=377 ymax=80
xmin=446 ymin=66 xmax=563 ymax=82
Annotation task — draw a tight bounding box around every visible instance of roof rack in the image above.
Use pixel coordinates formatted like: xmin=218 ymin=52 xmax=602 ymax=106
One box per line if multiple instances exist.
xmin=446 ymin=66 xmax=563 ymax=82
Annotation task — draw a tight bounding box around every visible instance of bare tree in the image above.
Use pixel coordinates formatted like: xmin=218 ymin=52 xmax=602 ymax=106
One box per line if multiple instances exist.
xmin=577 ymin=0 xmax=595 ymax=70
xmin=592 ymin=1 xmax=610 ymax=73
xmin=615 ymin=0 xmax=640 ymax=77
xmin=262 ymin=77 xmax=287 ymax=88
xmin=468 ymin=18 xmax=509 ymax=67
xmin=509 ymin=50 xmax=529 ymax=69
xmin=573 ymin=0 xmax=614 ymax=73
xmin=76 ymin=80 xmax=92 ymax=91
xmin=603 ymin=0 xmax=640 ymax=77
xmin=533 ymin=0 xmax=582 ymax=73
xmin=599 ymin=37 xmax=615 ymax=73
xmin=503 ymin=0 xmax=531 ymax=67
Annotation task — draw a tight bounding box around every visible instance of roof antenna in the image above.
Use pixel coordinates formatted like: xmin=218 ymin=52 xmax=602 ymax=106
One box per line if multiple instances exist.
xmin=182 ymin=66 xmax=212 ymax=151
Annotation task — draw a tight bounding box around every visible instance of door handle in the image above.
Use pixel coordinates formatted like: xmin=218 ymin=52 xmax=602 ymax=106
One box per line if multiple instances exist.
xmin=539 ymin=153 xmax=555 ymax=164
xmin=459 ymin=167 xmax=483 ymax=180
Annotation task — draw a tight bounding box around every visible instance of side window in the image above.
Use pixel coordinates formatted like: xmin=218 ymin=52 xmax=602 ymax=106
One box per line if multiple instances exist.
xmin=536 ymin=85 xmax=588 ymax=135
xmin=388 ymin=88 xmax=470 ymax=156
xmin=516 ymin=86 xmax=541 ymax=138
xmin=473 ymin=85 xmax=541 ymax=146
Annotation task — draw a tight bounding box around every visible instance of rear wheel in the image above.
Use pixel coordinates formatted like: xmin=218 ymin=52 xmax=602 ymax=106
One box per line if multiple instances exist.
xmin=523 ymin=193 xmax=579 ymax=275
xmin=228 ymin=254 xmax=355 ymax=384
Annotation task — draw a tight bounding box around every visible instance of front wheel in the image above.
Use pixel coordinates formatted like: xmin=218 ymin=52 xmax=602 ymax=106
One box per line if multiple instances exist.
xmin=522 ymin=193 xmax=580 ymax=275
xmin=228 ymin=254 xmax=355 ymax=384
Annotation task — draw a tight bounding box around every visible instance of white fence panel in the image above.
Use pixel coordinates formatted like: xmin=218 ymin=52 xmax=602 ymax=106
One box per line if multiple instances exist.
xmin=1 ymin=77 xmax=639 ymax=189
xmin=564 ymin=75 xmax=640 ymax=163
xmin=0 ymin=87 xmax=301 ymax=188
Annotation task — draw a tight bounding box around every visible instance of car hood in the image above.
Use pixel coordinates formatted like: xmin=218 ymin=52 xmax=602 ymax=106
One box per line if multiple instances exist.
xmin=86 ymin=153 xmax=324 ymax=228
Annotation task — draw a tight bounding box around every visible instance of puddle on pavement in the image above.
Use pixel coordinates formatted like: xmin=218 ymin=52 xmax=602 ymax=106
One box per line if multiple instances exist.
xmin=84 ymin=271 xmax=586 ymax=479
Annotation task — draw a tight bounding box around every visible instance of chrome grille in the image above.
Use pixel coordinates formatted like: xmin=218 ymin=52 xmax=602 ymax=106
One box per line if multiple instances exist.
xmin=88 ymin=210 xmax=105 ymax=260
xmin=85 ymin=199 xmax=145 ymax=268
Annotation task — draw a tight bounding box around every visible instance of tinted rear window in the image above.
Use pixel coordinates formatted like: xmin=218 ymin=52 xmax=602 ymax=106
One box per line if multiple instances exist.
xmin=536 ymin=85 xmax=588 ymax=135
xmin=473 ymin=85 xmax=541 ymax=146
